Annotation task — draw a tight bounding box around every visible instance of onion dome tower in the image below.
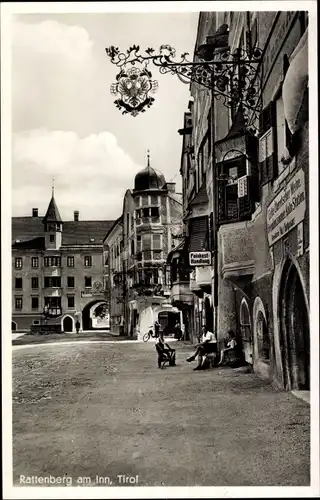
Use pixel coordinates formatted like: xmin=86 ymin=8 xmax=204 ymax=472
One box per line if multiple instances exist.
xmin=133 ymin=150 xmax=166 ymax=191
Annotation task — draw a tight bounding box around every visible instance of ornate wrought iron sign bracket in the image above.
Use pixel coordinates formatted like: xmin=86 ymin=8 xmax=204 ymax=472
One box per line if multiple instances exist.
xmin=105 ymin=42 xmax=262 ymax=128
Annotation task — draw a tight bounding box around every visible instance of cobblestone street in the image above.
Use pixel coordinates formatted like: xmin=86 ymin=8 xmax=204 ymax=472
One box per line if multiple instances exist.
xmin=12 ymin=338 xmax=310 ymax=487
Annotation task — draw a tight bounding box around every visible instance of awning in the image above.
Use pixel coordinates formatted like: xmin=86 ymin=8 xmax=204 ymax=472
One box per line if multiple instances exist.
xmin=282 ymin=29 xmax=308 ymax=135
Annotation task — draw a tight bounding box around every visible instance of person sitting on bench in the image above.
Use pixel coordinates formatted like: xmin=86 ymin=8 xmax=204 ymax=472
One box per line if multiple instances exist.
xmin=217 ymin=330 xmax=237 ymax=365
xmin=186 ymin=326 xmax=217 ymax=371
xmin=156 ymin=333 xmax=176 ymax=368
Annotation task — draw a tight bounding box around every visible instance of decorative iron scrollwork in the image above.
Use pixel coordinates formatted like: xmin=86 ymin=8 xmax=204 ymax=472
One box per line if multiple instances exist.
xmin=105 ymin=44 xmax=262 ymax=126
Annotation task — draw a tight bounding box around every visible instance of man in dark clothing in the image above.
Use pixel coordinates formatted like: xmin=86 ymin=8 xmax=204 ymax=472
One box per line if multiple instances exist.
xmin=156 ymin=333 xmax=176 ymax=367
xmin=154 ymin=320 xmax=160 ymax=338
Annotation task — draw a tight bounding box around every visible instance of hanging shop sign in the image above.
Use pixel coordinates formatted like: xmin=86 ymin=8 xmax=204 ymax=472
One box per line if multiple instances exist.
xmin=266 ymin=169 xmax=306 ymax=246
xmin=189 ymin=251 xmax=212 ymax=266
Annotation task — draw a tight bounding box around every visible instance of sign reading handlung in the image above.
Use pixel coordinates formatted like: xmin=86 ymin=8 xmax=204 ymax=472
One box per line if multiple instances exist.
xmin=189 ymin=251 xmax=212 ymax=266
xmin=267 ymin=169 xmax=306 ymax=246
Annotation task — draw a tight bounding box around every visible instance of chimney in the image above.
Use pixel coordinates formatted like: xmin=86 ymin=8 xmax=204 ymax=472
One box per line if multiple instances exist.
xmin=165 ymin=182 xmax=176 ymax=193
xmin=32 ymin=208 xmax=38 ymax=217
xmin=74 ymin=211 xmax=79 ymax=222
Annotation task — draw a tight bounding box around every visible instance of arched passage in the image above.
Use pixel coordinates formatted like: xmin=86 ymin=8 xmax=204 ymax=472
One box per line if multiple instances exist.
xmin=239 ymin=298 xmax=253 ymax=364
xmin=253 ymin=296 xmax=270 ymax=363
xmin=12 ymin=321 xmax=17 ymax=331
xmin=62 ymin=315 xmax=74 ymax=333
xmin=279 ymin=259 xmax=309 ymax=390
xmin=82 ymin=300 xmax=109 ymax=331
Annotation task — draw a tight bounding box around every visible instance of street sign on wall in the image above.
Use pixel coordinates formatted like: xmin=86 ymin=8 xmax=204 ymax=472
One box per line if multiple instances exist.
xmin=189 ymin=251 xmax=212 ymax=266
xmin=266 ymin=169 xmax=306 ymax=246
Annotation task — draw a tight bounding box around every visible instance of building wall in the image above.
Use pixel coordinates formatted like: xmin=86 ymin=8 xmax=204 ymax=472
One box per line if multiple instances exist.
xmin=178 ymin=10 xmax=309 ymax=389
xmin=12 ymin=245 xmax=105 ymax=332
xmin=104 ymin=219 xmax=124 ymax=335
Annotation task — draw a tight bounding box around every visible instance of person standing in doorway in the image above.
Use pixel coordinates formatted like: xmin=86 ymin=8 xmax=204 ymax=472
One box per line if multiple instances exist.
xmin=154 ymin=320 xmax=160 ymax=338
xmin=174 ymin=320 xmax=182 ymax=341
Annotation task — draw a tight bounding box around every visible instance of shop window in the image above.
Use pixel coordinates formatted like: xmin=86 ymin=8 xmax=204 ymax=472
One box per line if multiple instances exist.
xmin=50 ymin=234 xmax=55 ymax=243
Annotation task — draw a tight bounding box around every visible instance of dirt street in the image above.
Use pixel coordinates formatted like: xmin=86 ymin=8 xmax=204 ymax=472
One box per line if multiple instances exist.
xmin=12 ymin=339 xmax=310 ymax=487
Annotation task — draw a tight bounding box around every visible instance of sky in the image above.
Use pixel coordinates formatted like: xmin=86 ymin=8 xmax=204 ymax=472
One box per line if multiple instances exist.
xmin=11 ymin=11 xmax=199 ymax=221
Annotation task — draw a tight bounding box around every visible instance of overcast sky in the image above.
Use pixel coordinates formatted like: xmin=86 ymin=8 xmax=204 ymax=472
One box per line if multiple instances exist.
xmin=11 ymin=11 xmax=199 ymax=221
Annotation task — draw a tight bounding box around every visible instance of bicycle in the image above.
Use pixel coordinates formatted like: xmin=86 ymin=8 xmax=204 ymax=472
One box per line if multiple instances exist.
xmin=143 ymin=328 xmax=159 ymax=342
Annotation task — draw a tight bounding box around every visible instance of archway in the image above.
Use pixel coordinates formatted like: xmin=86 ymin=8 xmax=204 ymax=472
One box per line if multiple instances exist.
xmin=279 ymin=259 xmax=309 ymax=390
xmin=62 ymin=315 xmax=73 ymax=333
xmin=82 ymin=300 xmax=108 ymax=331
xmin=12 ymin=321 xmax=17 ymax=331
xmin=253 ymin=296 xmax=270 ymax=363
xmin=239 ymin=298 xmax=253 ymax=364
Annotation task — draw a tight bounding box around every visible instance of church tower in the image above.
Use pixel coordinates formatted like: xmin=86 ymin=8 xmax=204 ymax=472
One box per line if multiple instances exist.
xmin=42 ymin=186 xmax=63 ymax=250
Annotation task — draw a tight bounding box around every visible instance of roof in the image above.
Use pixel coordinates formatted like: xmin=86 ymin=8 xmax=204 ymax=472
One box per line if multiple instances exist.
xmin=12 ymin=217 xmax=115 ymax=247
xmin=42 ymin=196 xmax=63 ymax=223
xmin=103 ymin=215 xmax=123 ymax=243
xmin=189 ymin=183 xmax=209 ymax=206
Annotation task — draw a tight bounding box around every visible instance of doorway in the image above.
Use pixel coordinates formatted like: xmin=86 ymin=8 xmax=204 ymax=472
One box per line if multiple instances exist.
xmin=279 ymin=259 xmax=309 ymax=390
xmin=63 ymin=316 xmax=73 ymax=333
xmin=205 ymin=297 xmax=213 ymax=332
xmin=239 ymin=299 xmax=253 ymax=364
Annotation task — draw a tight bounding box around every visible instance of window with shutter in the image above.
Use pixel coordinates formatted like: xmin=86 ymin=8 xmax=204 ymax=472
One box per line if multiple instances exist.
xmin=217 ymin=156 xmax=255 ymax=222
xmin=188 ymin=216 xmax=209 ymax=252
xmin=259 ymin=101 xmax=277 ymax=185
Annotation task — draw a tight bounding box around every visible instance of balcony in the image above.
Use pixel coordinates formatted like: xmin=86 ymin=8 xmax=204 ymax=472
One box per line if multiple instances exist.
xmin=43 ymin=288 xmax=62 ymax=297
xmin=128 ymin=282 xmax=169 ymax=300
xmin=170 ymin=281 xmax=193 ymax=308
